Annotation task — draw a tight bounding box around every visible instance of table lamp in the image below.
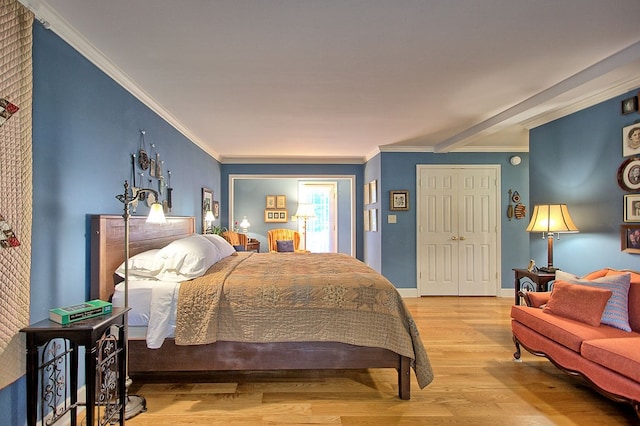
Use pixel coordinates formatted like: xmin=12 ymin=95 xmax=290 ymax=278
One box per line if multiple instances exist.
xmin=526 ymin=204 xmax=578 ymax=273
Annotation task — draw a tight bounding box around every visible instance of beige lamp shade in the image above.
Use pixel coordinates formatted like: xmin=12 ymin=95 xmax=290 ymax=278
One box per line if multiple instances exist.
xmin=147 ymin=202 xmax=167 ymax=223
xmin=293 ymin=203 xmax=316 ymax=219
xmin=526 ymin=204 xmax=578 ymax=233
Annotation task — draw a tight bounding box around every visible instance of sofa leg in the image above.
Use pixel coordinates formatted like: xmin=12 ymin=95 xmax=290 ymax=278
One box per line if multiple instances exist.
xmin=512 ymin=336 xmax=522 ymax=361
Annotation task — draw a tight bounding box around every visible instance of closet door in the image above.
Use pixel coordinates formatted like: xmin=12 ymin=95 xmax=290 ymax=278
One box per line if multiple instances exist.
xmin=417 ymin=166 xmax=499 ymax=296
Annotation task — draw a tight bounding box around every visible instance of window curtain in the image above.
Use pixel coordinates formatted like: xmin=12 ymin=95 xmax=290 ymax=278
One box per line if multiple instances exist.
xmin=0 ymin=0 xmax=33 ymax=389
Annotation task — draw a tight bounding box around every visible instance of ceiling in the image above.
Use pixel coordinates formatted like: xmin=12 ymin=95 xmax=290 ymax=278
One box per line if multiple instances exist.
xmin=22 ymin=0 xmax=640 ymax=163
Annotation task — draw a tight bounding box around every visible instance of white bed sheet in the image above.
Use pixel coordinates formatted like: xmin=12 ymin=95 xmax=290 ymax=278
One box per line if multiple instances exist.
xmin=112 ymin=278 xmax=180 ymax=349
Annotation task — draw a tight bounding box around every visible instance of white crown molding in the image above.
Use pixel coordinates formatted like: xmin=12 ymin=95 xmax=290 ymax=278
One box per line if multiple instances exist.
xmin=19 ymin=0 xmax=222 ymax=162
xmin=221 ymin=155 xmax=365 ymax=165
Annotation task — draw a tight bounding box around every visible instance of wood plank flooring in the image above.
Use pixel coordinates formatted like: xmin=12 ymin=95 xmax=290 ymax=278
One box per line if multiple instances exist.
xmin=119 ymin=297 xmax=638 ymax=425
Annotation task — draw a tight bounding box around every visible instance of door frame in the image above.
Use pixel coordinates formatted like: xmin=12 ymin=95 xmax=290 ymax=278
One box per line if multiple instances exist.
xmin=415 ymin=164 xmax=502 ymax=296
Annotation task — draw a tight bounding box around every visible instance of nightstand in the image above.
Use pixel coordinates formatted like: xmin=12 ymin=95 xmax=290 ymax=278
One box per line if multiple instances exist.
xmin=21 ymin=308 xmax=129 ymax=426
xmin=246 ymin=238 xmax=260 ymax=252
xmin=513 ymin=268 xmax=556 ymax=305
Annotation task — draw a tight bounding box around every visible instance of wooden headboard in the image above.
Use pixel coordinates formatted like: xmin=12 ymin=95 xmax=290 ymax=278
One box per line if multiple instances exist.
xmin=90 ymin=215 xmax=195 ymax=301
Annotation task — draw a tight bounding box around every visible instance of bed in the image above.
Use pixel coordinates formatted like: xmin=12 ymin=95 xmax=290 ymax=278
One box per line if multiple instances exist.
xmin=90 ymin=214 xmax=433 ymax=399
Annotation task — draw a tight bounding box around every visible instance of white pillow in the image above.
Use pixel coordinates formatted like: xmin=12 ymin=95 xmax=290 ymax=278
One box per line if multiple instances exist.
xmin=201 ymin=234 xmax=237 ymax=258
xmin=153 ymin=234 xmax=221 ymax=282
xmin=115 ymin=249 xmax=162 ymax=278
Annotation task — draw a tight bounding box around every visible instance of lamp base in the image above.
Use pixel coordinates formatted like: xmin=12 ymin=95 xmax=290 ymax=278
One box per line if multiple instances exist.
xmin=124 ymin=394 xmax=147 ymax=420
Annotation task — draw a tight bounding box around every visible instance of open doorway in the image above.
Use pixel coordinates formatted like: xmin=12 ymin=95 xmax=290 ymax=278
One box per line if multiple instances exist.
xmin=298 ymin=181 xmax=337 ymax=252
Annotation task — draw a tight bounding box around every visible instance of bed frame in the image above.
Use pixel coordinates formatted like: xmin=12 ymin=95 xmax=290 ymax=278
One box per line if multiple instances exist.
xmin=90 ymin=214 xmax=411 ymax=399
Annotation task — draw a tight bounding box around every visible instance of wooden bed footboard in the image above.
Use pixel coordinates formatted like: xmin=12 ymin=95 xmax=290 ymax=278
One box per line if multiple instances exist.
xmin=128 ymin=340 xmax=411 ymax=400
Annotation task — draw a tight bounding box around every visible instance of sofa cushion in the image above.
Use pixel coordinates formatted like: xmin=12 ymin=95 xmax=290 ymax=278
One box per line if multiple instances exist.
xmin=542 ymin=281 xmax=612 ymax=327
xmin=581 ymin=338 xmax=640 ymax=383
xmin=604 ymin=269 xmax=640 ymax=332
xmin=555 ymin=271 xmax=632 ymax=332
xmin=511 ymin=305 xmax=636 ymax=352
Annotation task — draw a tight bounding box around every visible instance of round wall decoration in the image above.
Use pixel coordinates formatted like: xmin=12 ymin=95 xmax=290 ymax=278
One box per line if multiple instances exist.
xmin=617 ymin=157 xmax=640 ymax=191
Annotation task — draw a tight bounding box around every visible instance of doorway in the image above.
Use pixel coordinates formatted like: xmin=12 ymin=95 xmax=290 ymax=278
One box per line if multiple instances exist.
xmin=416 ymin=165 xmax=500 ymax=296
xmin=298 ymin=181 xmax=337 ymax=252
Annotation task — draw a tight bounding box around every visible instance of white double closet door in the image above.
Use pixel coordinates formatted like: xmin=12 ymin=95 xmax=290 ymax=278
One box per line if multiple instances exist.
xmin=417 ymin=165 xmax=500 ymax=296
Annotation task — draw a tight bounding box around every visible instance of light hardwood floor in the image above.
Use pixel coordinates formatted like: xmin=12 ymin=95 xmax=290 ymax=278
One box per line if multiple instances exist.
xmin=120 ymin=297 xmax=638 ymax=425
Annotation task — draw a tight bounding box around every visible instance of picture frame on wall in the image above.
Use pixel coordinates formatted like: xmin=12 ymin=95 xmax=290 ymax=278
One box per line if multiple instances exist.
xmin=212 ymin=200 xmax=220 ymax=219
xmin=276 ymin=195 xmax=286 ymax=209
xmin=364 ymin=183 xmax=370 ymax=205
xmin=617 ymin=157 xmax=640 ymax=191
xmin=266 ymin=195 xmax=276 ymax=209
xmin=363 ymin=210 xmax=370 ymax=231
xmin=621 ymin=96 xmax=638 ymax=115
xmin=201 ymin=187 xmax=213 ymax=233
xmin=369 ymin=208 xmax=378 ymax=232
xmin=264 ymin=209 xmax=288 ymax=222
xmin=624 ymin=194 xmax=640 ymax=222
xmin=622 ymin=123 xmax=640 ymax=157
xmin=390 ymin=190 xmax=409 ymax=211
xmin=621 ymin=224 xmax=640 ymax=254
xmin=369 ymin=180 xmax=377 ymax=204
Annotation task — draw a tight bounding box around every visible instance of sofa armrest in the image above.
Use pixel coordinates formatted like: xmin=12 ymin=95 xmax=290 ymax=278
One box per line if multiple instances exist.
xmin=519 ymin=290 xmax=551 ymax=308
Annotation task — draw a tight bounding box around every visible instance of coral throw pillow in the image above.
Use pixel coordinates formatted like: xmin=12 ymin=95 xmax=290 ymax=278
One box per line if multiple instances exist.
xmin=556 ymin=270 xmax=632 ymax=331
xmin=543 ymin=281 xmax=612 ymax=327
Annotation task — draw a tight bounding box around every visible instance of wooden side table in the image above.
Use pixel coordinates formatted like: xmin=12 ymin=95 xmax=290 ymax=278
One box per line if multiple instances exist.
xmin=513 ymin=269 xmax=556 ymax=305
xmin=246 ymin=238 xmax=260 ymax=252
xmin=21 ymin=307 xmax=129 ymax=426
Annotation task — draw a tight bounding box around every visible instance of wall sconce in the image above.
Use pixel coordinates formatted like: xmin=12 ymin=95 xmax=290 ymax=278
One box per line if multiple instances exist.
xmin=204 ymin=210 xmax=215 ymax=233
xmin=526 ymin=204 xmax=578 ymax=272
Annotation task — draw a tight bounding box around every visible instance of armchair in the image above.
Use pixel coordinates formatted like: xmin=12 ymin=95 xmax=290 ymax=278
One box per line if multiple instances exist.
xmin=221 ymin=230 xmax=248 ymax=251
xmin=267 ymin=229 xmax=306 ymax=253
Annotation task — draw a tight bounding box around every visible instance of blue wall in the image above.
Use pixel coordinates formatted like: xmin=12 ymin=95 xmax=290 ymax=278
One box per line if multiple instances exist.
xmin=364 ymin=154 xmax=382 ymax=271
xmin=379 ymin=151 xmax=531 ymax=289
xmin=0 ymin=22 xmax=222 ymax=425
xmin=530 ymin=89 xmax=640 ymax=275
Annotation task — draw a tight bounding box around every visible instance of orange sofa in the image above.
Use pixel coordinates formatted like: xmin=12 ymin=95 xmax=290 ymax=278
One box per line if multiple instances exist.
xmin=511 ymin=268 xmax=640 ymax=417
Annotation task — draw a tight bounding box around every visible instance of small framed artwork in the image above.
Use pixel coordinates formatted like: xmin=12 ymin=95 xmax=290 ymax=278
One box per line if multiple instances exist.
xmin=621 ymin=224 xmax=640 ymax=253
xmin=390 ymin=190 xmax=409 ymax=211
xmin=622 ymin=123 xmax=640 ymax=157
xmin=369 ymin=180 xmax=377 ymax=204
xmin=201 ymin=187 xmax=213 ymax=233
xmin=266 ymin=195 xmax=276 ymax=209
xmin=212 ymin=201 xmax=220 ymax=219
xmin=624 ymin=194 xmax=640 ymax=222
xmin=363 ymin=210 xmax=370 ymax=231
xmin=264 ymin=209 xmax=288 ymax=222
xmin=617 ymin=157 xmax=640 ymax=191
xmin=364 ymin=183 xmax=370 ymax=205
xmin=276 ymin=195 xmax=286 ymax=209
xmin=369 ymin=208 xmax=378 ymax=232
xmin=621 ymin=96 xmax=638 ymax=115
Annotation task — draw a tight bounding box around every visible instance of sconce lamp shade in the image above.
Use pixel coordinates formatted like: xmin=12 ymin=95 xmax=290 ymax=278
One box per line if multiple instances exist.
xmin=526 ymin=204 xmax=578 ymax=234
xmin=293 ymin=203 xmax=316 ymax=219
xmin=204 ymin=210 xmax=215 ymax=223
xmin=147 ymin=203 xmax=167 ymax=224
xmin=526 ymin=204 xmax=578 ymax=272
xmin=239 ymin=216 xmax=251 ymax=232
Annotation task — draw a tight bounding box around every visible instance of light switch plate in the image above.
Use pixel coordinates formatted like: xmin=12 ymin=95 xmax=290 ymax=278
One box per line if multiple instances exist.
xmin=388 ymin=214 xmax=397 ymax=223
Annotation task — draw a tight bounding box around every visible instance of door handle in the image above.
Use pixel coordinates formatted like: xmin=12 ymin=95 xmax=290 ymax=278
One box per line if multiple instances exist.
xmin=459 ymin=236 xmax=466 ymax=240
xmin=451 ymin=236 xmax=458 ymax=240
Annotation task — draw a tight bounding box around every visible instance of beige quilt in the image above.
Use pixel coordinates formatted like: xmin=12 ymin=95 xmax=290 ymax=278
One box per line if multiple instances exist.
xmin=176 ymin=252 xmax=434 ymax=388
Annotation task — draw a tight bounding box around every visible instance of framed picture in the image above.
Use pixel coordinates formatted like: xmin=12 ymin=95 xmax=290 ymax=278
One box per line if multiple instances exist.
xmin=622 ymin=123 xmax=640 ymax=157
xmin=390 ymin=190 xmax=409 ymax=211
xmin=369 ymin=180 xmax=377 ymax=204
xmin=264 ymin=209 xmax=288 ymax=222
xmin=624 ymin=194 xmax=640 ymax=222
xmin=369 ymin=208 xmax=378 ymax=232
xmin=363 ymin=210 xmax=370 ymax=231
xmin=212 ymin=200 xmax=220 ymax=219
xmin=276 ymin=195 xmax=286 ymax=209
xmin=617 ymin=157 xmax=640 ymax=191
xmin=364 ymin=183 xmax=370 ymax=205
xmin=621 ymin=96 xmax=638 ymax=115
xmin=266 ymin=195 xmax=276 ymax=209
xmin=201 ymin=187 xmax=213 ymax=233
xmin=621 ymin=224 xmax=640 ymax=253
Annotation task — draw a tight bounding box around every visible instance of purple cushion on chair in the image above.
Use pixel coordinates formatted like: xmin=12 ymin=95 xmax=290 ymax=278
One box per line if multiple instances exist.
xmin=276 ymin=240 xmax=294 ymax=252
